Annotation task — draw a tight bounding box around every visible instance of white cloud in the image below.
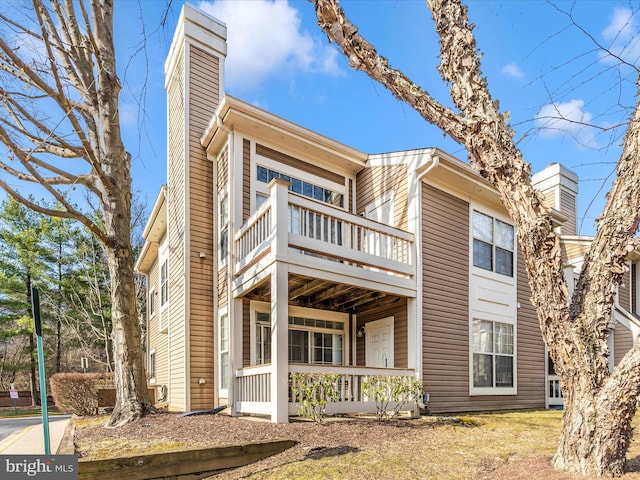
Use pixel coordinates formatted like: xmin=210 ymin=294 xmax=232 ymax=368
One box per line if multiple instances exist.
xmin=600 ymin=6 xmax=640 ymax=66
xmin=500 ymin=62 xmax=525 ymax=79
xmin=198 ymin=0 xmax=341 ymax=91
xmin=535 ymin=99 xmax=598 ymax=148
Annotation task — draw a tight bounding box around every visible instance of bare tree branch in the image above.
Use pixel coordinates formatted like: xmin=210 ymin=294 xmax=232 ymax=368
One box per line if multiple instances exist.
xmin=313 ymin=0 xmax=467 ymax=144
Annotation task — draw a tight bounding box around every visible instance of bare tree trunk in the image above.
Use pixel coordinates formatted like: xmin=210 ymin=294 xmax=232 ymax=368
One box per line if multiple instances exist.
xmin=313 ymin=0 xmax=640 ymax=475
xmin=106 ymin=240 xmax=152 ymax=425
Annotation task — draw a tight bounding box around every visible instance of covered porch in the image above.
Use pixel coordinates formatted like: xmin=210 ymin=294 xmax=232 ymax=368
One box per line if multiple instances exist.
xmin=229 ymin=179 xmax=419 ymax=422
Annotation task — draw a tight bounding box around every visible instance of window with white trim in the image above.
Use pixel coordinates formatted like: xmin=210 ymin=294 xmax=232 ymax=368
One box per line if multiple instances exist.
xmin=219 ymin=192 xmax=229 ymax=266
xmin=149 ymin=349 xmax=156 ymax=382
xmin=256 ymin=313 xmax=272 ymax=364
xmin=160 ymin=259 xmax=169 ymax=306
xmin=472 ymin=210 xmax=514 ymax=277
xmin=149 ymin=287 xmax=156 ymax=317
xmin=256 ymin=165 xmax=344 ymax=208
xmin=472 ymin=319 xmax=514 ymax=389
xmin=219 ymin=311 xmax=229 ymax=393
xmin=254 ymin=311 xmax=345 ymax=365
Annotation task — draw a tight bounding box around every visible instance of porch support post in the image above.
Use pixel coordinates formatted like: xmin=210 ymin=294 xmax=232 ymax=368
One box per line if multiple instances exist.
xmin=229 ymin=298 xmax=243 ymax=416
xmin=407 ymin=297 xmax=420 ymax=419
xmin=270 ymin=177 xmax=290 ymax=423
xmin=270 ymin=263 xmax=289 ymax=423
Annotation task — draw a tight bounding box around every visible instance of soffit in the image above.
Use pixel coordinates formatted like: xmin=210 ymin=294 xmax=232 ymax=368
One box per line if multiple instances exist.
xmin=202 ymin=96 xmax=368 ymax=175
xmin=243 ymin=273 xmax=405 ymax=315
xmin=421 ymin=152 xmax=568 ymax=226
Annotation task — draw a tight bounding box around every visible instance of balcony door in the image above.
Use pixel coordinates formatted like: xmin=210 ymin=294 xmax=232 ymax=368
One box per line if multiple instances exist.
xmin=365 ymin=317 xmax=394 ymax=368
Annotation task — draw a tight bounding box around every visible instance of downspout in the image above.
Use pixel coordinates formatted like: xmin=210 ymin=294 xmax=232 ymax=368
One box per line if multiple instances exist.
xmin=413 ymin=155 xmax=440 ymax=385
xmin=211 ymin=113 xmax=234 ymax=409
xmin=184 ymin=43 xmax=192 ymax=412
xmin=163 ymin=186 xmax=171 ymax=409
xmin=226 ymin=123 xmax=237 ymax=411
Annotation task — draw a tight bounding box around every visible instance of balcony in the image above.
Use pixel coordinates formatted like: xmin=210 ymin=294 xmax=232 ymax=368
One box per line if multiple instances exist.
xmin=233 ymin=179 xmax=417 ymax=301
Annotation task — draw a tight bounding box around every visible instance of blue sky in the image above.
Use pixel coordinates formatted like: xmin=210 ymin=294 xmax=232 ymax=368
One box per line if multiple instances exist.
xmin=116 ymin=0 xmax=640 ymax=236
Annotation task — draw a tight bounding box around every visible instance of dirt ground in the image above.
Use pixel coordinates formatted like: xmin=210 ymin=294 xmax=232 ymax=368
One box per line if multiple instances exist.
xmin=74 ymin=412 xmax=640 ymax=480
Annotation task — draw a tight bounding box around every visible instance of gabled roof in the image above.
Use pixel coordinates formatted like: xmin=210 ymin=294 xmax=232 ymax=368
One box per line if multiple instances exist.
xmin=415 ymin=148 xmax=569 ymax=226
xmin=201 ymin=95 xmax=368 ymax=174
xmin=135 ymin=185 xmax=167 ymax=274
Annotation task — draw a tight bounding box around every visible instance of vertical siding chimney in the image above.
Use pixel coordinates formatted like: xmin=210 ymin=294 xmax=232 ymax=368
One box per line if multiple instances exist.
xmin=164 ymin=5 xmax=227 ymax=412
xmin=532 ymin=163 xmax=579 ymax=236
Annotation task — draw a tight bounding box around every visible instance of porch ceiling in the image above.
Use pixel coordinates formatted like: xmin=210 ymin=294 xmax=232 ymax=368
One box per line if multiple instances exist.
xmin=242 ymin=273 xmax=405 ymax=314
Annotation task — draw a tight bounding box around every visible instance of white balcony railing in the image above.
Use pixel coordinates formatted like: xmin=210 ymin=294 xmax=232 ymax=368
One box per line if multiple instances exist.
xmin=548 ymin=374 xmax=563 ymax=406
xmin=234 ymin=180 xmax=415 ymax=279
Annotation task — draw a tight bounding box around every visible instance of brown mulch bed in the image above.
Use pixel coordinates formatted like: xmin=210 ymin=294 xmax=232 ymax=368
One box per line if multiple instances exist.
xmin=75 ymin=413 xmax=421 ymax=478
xmin=74 ymin=412 xmax=640 ymax=480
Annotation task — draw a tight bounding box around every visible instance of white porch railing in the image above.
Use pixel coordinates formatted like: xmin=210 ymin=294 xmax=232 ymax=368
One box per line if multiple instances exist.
xmin=548 ymin=374 xmax=563 ymax=406
xmin=234 ymin=364 xmax=417 ymax=418
xmin=235 ymin=364 xmax=272 ymax=415
xmin=289 ymin=364 xmax=418 ymax=416
xmin=234 ymin=181 xmax=414 ymax=278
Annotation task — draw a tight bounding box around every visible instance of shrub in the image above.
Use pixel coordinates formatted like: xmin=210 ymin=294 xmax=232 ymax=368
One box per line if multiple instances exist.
xmin=290 ymin=372 xmax=340 ymax=423
xmin=50 ymin=373 xmax=113 ymax=416
xmin=362 ymin=375 xmax=424 ymax=421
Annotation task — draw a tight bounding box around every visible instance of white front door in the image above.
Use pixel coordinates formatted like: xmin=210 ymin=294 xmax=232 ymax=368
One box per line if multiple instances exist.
xmin=365 ymin=317 xmax=394 ymax=368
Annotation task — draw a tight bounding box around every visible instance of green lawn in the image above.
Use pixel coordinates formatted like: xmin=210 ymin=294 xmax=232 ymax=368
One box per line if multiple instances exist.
xmin=247 ymin=410 xmax=565 ymax=480
xmin=0 ymin=406 xmax=60 ymax=417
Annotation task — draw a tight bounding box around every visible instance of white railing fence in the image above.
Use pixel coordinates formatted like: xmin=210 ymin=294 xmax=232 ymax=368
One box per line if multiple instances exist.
xmin=235 ymin=365 xmax=272 ymax=415
xmin=235 ymin=364 xmax=418 ymax=417
xmin=234 ymin=187 xmax=414 ymax=277
xmin=548 ymin=374 xmax=563 ymax=406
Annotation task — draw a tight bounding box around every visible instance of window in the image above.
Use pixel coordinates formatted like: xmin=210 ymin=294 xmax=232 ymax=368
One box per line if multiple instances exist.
xmin=256 ymin=165 xmax=344 ymax=208
xmin=472 ymin=319 xmax=514 ymax=389
xmin=254 ymin=311 xmax=344 ymax=365
xmin=472 ymin=210 xmax=514 ymax=277
xmin=149 ymin=350 xmax=156 ymax=381
xmin=219 ymin=312 xmax=229 ymax=391
xmin=256 ymin=313 xmax=271 ymax=364
xmin=149 ymin=287 xmax=156 ymax=316
xmin=219 ymin=192 xmax=229 ymax=265
xmin=160 ymin=259 xmax=169 ymax=306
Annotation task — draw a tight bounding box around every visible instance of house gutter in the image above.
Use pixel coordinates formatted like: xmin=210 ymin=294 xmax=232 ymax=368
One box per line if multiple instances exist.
xmin=411 ymin=155 xmax=440 ymax=383
xmin=208 ymin=113 xmax=233 ymax=409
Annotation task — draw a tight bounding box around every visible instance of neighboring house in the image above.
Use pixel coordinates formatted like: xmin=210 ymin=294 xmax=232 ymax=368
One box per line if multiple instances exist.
xmin=135 ymin=5 xmax=640 ymax=421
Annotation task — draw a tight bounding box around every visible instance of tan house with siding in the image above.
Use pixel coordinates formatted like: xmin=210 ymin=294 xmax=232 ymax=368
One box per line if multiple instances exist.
xmin=135 ymin=4 xmax=640 ymax=421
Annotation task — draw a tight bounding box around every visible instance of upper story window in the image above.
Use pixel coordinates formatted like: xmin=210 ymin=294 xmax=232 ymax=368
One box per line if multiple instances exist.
xmin=160 ymin=259 xmax=169 ymax=307
xmin=219 ymin=192 xmax=229 ymax=265
xmin=256 ymin=165 xmax=344 ymax=208
xmin=472 ymin=210 xmax=514 ymax=277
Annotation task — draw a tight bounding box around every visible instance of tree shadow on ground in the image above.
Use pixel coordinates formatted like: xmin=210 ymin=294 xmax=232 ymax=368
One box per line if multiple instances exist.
xmin=625 ymin=455 xmax=640 ymax=473
xmin=304 ymin=445 xmax=359 ymax=459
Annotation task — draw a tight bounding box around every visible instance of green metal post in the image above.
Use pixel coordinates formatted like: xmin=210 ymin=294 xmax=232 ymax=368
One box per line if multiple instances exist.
xmin=32 ymin=287 xmax=51 ymax=455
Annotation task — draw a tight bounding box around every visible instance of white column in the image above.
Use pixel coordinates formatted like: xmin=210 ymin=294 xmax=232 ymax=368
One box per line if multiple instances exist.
xmin=270 ymin=263 xmax=289 ymax=422
xmin=269 ymin=178 xmax=290 ymax=423
xmin=229 ymin=298 xmax=243 ymax=416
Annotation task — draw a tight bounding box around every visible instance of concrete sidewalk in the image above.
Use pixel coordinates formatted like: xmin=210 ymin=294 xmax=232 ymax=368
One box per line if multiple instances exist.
xmin=0 ymin=418 xmax=71 ymax=455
